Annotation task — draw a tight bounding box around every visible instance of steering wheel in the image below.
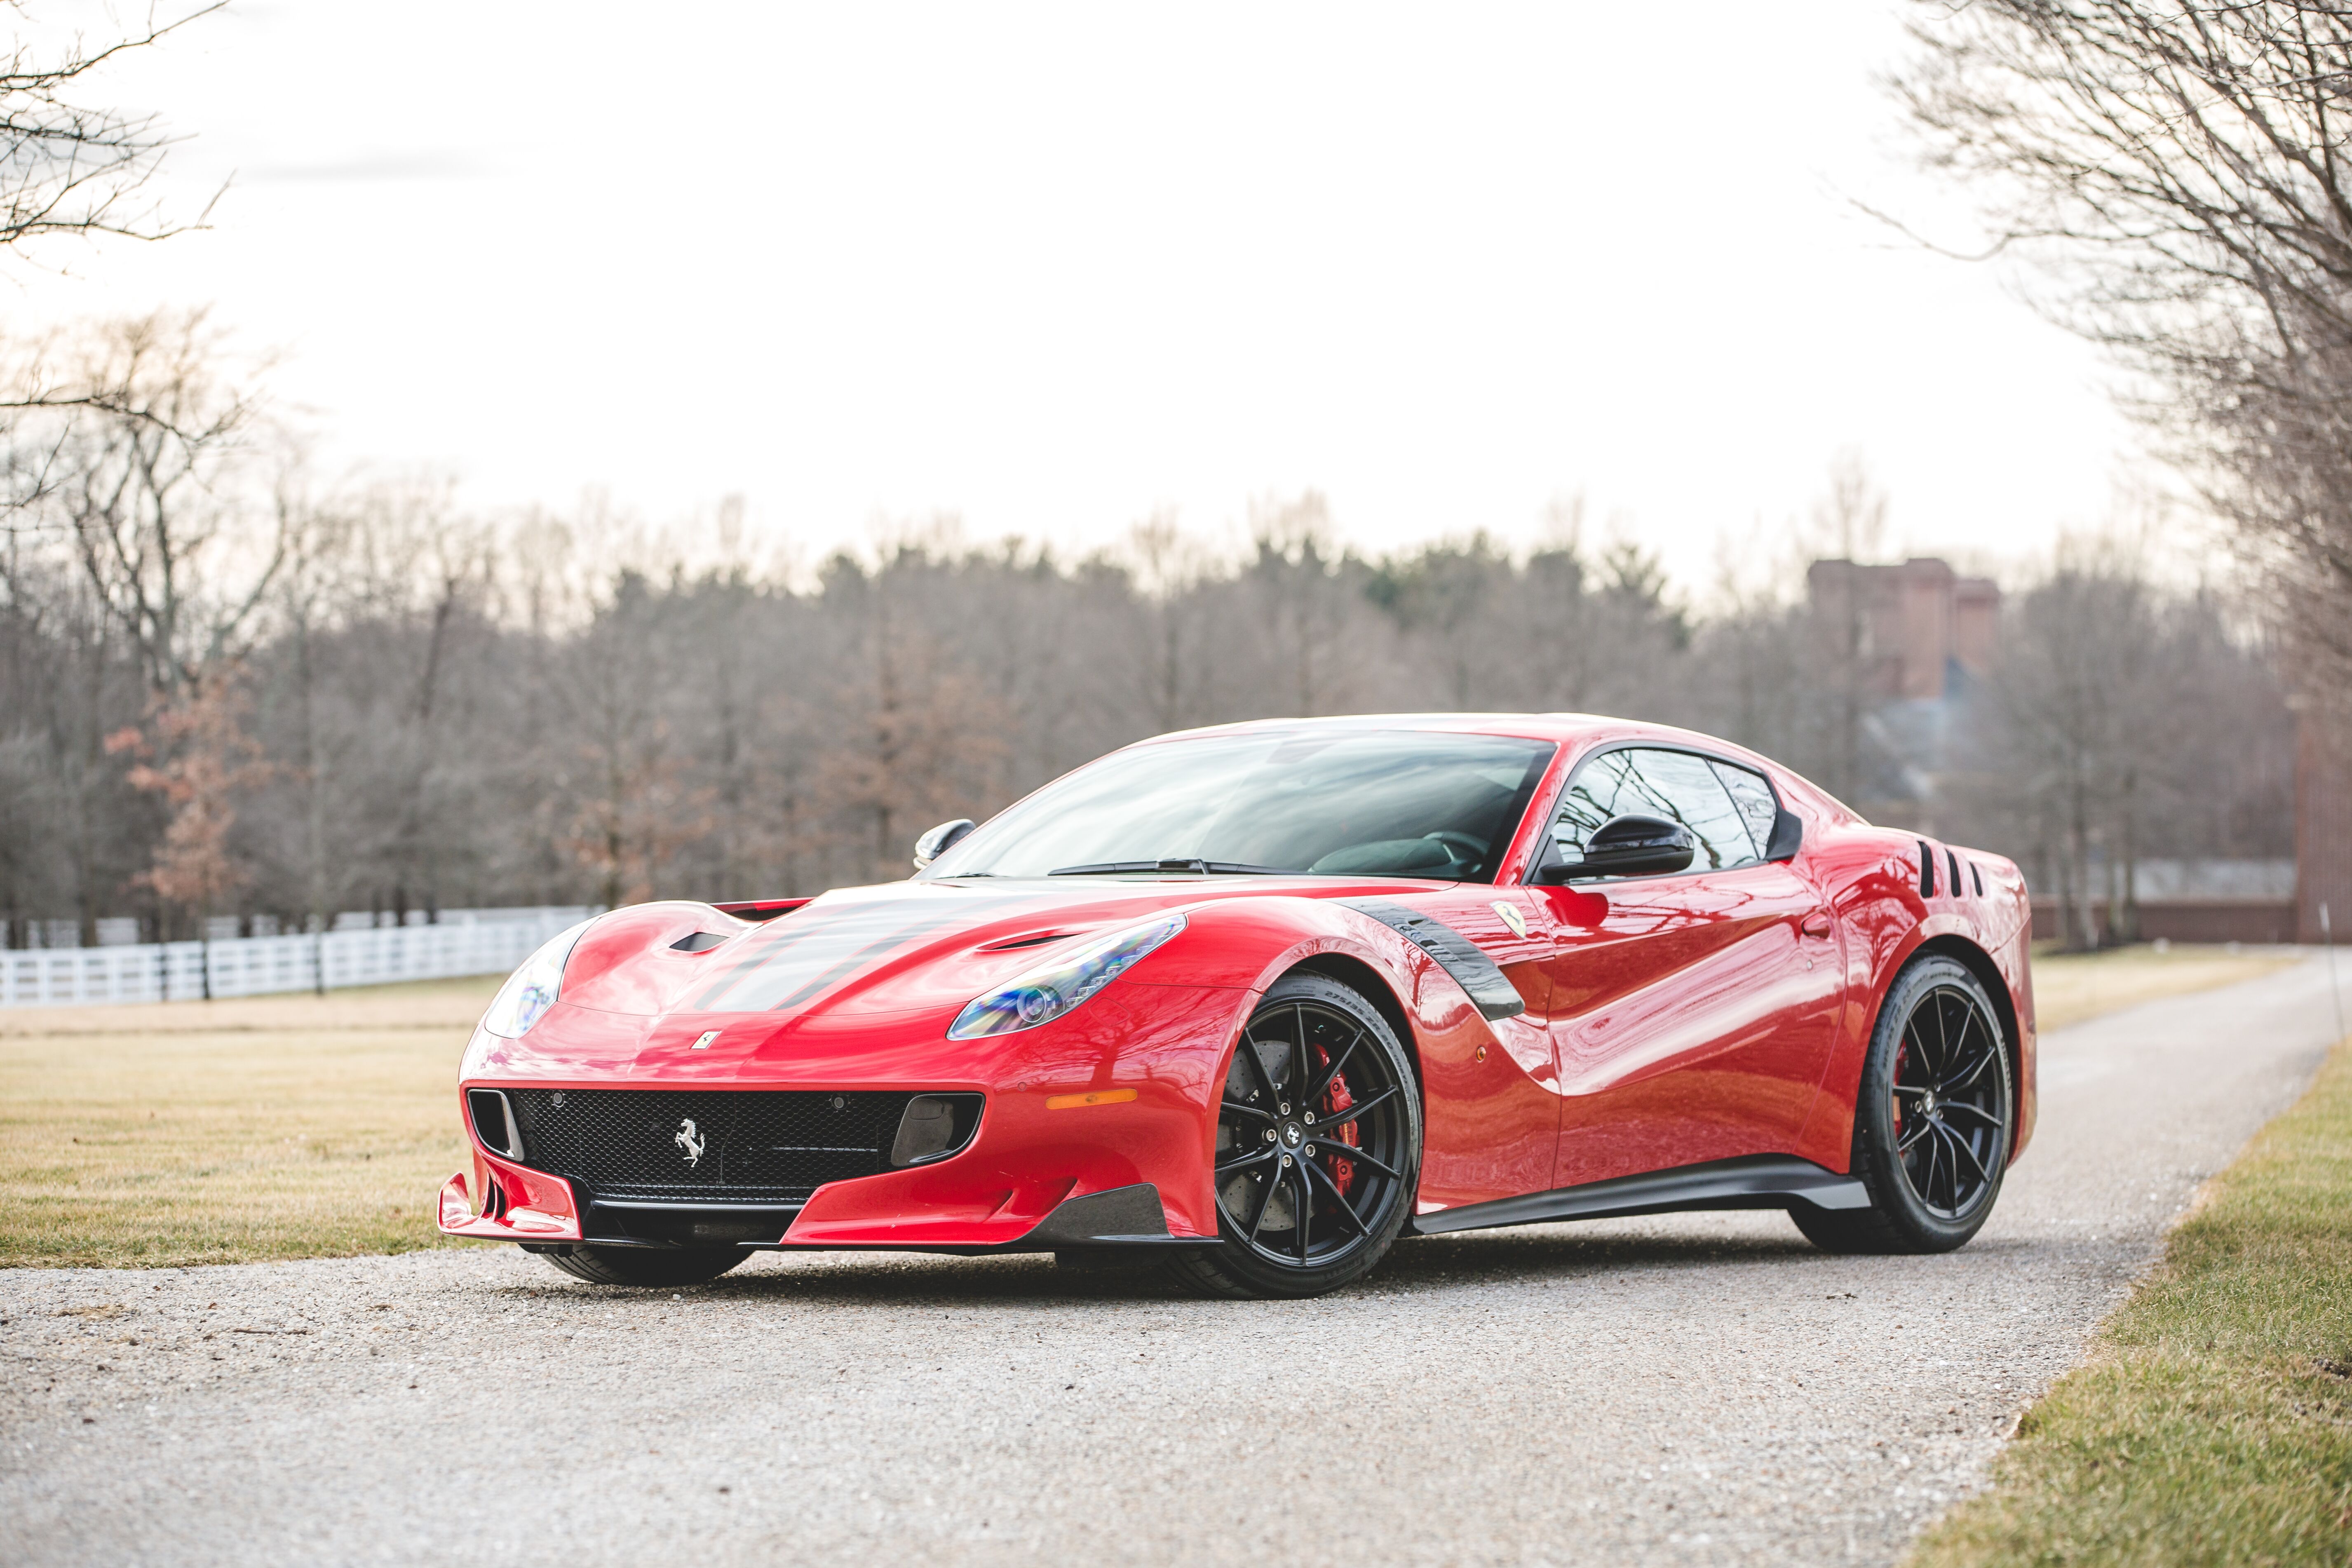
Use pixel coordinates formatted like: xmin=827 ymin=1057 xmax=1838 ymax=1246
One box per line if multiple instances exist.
xmin=1421 ymin=831 xmax=1490 ymax=875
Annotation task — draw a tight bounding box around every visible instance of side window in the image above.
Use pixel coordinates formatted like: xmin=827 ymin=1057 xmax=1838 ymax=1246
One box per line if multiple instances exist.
xmin=1707 ymin=760 xmax=1779 ymax=861
xmin=1550 ymin=748 xmax=1764 ymax=874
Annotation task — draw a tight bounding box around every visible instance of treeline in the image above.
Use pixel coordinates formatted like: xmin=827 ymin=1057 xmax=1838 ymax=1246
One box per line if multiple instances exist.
xmin=0 ymin=321 xmax=2293 ymax=948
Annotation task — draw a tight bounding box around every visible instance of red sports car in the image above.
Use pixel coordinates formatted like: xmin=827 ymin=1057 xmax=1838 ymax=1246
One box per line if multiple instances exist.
xmin=440 ymin=714 xmax=2035 ymax=1298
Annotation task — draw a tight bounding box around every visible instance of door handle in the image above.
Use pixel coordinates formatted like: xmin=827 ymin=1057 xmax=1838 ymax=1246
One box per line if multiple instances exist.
xmin=1800 ymin=911 xmax=1833 ymax=939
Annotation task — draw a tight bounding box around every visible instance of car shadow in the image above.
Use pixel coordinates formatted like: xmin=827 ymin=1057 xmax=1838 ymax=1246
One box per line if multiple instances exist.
xmin=500 ymin=1212 xmax=1990 ymax=1309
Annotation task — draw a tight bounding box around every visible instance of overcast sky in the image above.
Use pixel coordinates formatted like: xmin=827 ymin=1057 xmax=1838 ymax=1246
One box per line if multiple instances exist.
xmin=10 ymin=1 xmax=2150 ymax=594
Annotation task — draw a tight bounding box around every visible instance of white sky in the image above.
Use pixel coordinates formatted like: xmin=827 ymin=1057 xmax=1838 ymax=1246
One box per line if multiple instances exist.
xmin=7 ymin=1 xmax=2154 ymax=596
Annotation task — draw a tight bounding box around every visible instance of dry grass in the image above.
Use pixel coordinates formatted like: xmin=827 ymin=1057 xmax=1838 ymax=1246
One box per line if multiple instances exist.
xmin=1911 ymin=1037 xmax=2352 ymax=1567
xmin=0 ymin=976 xmax=498 ymax=1268
xmin=0 ymin=940 xmax=2312 ymax=1271
xmin=2030 ymin=943 xmax=2302 ymax=1035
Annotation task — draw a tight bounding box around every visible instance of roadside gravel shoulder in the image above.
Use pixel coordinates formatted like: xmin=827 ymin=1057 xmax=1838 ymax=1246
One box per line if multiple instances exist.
xmin=2 ymin=957 xmax=2340 ymax=1568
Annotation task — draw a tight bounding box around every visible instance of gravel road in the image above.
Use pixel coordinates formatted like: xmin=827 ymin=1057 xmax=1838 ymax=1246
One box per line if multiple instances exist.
xmin=5 ymin=956 xmax=2342 ymax=1568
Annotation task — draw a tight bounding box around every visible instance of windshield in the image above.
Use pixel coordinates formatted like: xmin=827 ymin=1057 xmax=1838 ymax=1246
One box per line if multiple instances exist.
xmin=927 ymin=729 xmax=1556 ymax=883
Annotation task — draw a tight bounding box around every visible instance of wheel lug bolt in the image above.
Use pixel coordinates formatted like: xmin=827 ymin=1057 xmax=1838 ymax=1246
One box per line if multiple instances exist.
xmin=1264 ymin=1129 xmax=1277 ymax=1143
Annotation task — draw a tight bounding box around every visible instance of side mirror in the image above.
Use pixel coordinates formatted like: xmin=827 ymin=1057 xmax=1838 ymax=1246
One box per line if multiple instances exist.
xmin=1532 ymin=814 xmax=1694 ymax=883
xmin=912 ymin=818 xmax=975 ymax=871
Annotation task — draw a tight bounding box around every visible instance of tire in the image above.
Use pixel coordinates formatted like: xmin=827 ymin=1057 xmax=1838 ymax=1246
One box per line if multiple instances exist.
xmin=1164 ymin=971 xmax=1422 ymax=1300
xmin=535 ymin=1244 xmax=746 ymax=1287
xmin=1794 ymin=953 xmax=2014 ymax=1255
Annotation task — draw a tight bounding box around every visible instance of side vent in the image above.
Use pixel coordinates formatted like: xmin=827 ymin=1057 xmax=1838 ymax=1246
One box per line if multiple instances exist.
xmin=1947 ymin=850 xmax=1962 ymax=899
xmin=1971 ymin=861 xmax=1985 ymax=897
xmin=1918 ymin=841 xmax=1937 ymax=898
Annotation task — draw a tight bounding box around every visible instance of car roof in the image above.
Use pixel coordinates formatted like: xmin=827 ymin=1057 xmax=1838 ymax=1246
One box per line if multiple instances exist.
xmin=1137 ymin=712 xmax=1674 ymax=747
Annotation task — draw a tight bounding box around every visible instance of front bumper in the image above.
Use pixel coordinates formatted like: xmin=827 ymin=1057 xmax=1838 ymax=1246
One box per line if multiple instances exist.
xmin=439 ymin=1159 xmax=1212 ymax=1257
xmin=439 ymin=981 xmax=1246 ymax=1254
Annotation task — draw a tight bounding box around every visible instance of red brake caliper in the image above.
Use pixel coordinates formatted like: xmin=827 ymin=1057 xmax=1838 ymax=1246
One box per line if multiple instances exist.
xmin=1314 ymin=1044 xmax=1359 ymax=1197
xmin=1892 ymin=1039 xmax=1909 ymax=1144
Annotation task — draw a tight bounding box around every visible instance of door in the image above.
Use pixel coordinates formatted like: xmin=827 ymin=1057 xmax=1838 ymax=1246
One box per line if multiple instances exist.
xmin=1524 ymin=746 xmax=1844 ymax=1190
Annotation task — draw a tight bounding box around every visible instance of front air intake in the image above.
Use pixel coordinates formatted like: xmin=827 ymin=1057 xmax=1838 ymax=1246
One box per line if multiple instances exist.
xmin=890 ymin=1093 xmax=985 ymax=1167
xmin=499 ymin=1088 xmax=924 ymax=1205
xmin=467 ymin=1089 xmax=523 ymax=1158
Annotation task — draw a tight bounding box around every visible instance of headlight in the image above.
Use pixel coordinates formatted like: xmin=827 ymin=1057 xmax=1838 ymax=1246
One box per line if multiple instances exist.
xmin=480 ymin=919 xmax=595 ymax=1039
xmin=947 ymin=913 xmax=1185 ymax=1040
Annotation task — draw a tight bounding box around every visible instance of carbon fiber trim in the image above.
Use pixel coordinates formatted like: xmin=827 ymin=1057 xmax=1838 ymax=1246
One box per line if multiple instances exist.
xmin=1408 ymin=1155 xmax=1870 ymax=1235
xmin=1336 ymin=898 xmax=1526 ymax=1021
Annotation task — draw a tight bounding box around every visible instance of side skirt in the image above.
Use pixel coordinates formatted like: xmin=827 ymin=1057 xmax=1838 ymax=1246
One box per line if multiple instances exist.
xmin=1408 ymin=1155 xmax=1870 ymax=1237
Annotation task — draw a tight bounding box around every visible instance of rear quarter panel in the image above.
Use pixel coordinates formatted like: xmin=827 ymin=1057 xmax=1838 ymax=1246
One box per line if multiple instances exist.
xmin=1791 ymin=806 xmax=2037 ymax=1171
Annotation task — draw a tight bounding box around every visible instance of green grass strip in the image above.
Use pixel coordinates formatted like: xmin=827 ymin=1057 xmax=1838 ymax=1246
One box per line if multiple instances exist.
xmin=1913 ymin=1039 xmax=2352 ymax=1567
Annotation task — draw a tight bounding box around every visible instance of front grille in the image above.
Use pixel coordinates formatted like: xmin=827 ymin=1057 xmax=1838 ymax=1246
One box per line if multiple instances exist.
xmin=504 ymin=1088 xmax=918 ymax=1204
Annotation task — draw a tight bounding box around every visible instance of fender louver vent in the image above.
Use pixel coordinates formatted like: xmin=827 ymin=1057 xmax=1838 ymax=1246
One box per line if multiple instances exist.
xmin=1918 ymin=841 xmax=1937 ymax=898
xmin=1947 ymin=850 xmax=1962 ymax=899
xmin=1972 ymin=862 xmax=1985 ymax=897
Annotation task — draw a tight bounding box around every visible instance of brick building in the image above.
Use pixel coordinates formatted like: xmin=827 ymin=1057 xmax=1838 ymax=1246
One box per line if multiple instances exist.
xmin=2297 ymin=706 xmax=2352 ymax=945
xmin=1805 ymin=556 xmax=2000 ymax=702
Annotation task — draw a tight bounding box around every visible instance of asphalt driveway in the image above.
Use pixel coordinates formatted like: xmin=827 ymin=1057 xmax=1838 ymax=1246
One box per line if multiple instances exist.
xmin=4 ymin=955 xmax=2341 ymax=1567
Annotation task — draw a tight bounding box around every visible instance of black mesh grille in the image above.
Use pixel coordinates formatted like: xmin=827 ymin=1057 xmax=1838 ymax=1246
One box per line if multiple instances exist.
xmin=504 ymin=1088 xmax=918 ymax=1203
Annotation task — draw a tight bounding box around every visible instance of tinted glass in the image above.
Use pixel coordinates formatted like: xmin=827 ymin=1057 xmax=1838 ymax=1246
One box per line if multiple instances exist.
xmin=932 ymin=730 xmax=1556 ymax=883
xmin=1708 ymin=759 xmax=1779 ymax=859
xmin=1549 ymin=747 xmax=1763 ymax=874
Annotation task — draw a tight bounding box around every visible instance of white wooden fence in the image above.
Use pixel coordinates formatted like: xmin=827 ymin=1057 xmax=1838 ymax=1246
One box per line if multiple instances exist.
xmin=0 ymin=907 xmax=596 ymax=1008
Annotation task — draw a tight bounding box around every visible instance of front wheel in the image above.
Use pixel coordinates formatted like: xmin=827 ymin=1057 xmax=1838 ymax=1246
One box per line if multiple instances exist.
xmin=535 ymin=1244 xmax=746 ymax=1287
xmin=1794 ymin=954 xmax=2014 ymax=1255
xmin=1165 ymin=972 xmax=1422 ymax=1300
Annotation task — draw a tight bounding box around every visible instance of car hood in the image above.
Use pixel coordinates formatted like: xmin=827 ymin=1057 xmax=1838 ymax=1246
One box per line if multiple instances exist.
xmin=549 ymin=874 xmax=1441 ymax=1026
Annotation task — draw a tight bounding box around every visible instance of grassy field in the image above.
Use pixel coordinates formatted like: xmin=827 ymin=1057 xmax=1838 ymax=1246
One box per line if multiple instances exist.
xmin=2029 ymin=942 xmax=2302 ymax=1034
xmin=1913 ymin=1034 xmax=2352 ymax=1567
xmin=0 ymin=976 xmax=498 ymax=1268
xmin=0 ymin=942 xmax=2314 ymax=1270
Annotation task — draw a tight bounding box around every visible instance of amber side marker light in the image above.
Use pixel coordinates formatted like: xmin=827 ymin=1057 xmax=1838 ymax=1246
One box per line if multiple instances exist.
xmin=1046 ymin=1088 xmax=1138 ymax=1110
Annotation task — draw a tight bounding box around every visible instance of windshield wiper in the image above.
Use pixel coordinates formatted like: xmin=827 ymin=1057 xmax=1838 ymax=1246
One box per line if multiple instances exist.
xmin=1048 ymin=858 xmax=1292 ymax=876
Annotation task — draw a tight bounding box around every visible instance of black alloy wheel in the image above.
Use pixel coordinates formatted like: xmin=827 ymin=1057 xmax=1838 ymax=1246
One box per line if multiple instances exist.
xmin=1166 ymin=971 xmax=1422 ymax=1299
xmin=1890 ymin=980 xmax=2009 ymax=1218
xmin=535 ymin=1243 xmax=746 ymax=1287
xmin=1793 ymin=953 xmax=2014 ymax=1255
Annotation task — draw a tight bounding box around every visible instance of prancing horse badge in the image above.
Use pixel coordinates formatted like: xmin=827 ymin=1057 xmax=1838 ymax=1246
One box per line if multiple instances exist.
xmin=690 ymin=1030 xmax=721 ymax=1050
xmin=1491 ymin=901 xmax=1528 ymax=939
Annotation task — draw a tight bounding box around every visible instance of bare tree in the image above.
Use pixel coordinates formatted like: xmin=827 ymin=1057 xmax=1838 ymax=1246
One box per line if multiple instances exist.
xmin=1892 ymin=2 xmax=2352 ymax=714
xmin=1801 ymin=454 xmax=1892 ymax=807
xmin=0 ymin=2 xmax=221 ymax=258
xmin=108 ymin=673 xmax=272 ymax=995
xmin=40 ymin=310 xmax=280 ymax=699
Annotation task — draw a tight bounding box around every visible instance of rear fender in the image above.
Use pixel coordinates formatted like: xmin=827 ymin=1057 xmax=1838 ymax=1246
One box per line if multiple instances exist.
xmin=1797 ymin=833 xmax=2037 ymax=1170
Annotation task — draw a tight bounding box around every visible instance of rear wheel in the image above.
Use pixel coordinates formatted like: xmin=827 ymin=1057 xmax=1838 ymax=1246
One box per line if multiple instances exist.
xmin=534 ymin=1244 xmax=746 ymax=1287
xmin=1794 ymin=954 xmax=2014 ymax=1254
xmin=1165 ymin=972 xmax=1421 ymax=1300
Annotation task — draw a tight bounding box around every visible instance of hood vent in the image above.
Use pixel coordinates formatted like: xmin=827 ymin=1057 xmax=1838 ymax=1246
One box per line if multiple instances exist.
xmin=709 ymin=898 xmax=812 ymax=924
xmin=979 ymin=927 xmax=1093 ymax=953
